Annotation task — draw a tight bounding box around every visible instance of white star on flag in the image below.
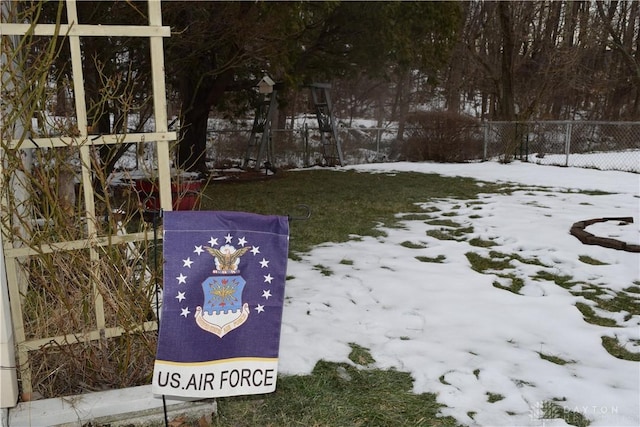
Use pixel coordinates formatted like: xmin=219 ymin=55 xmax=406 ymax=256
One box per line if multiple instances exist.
xmin=224 ymin=233 xmax=233 ymax=243
xmin=260 ymin=258 xmax=269 ymax=268
xmin=183 ymin=257 xmax=194 ymax=268
xmin=180 ymin=307 xmax=190 ymax=317
xmin=194 ymin=245 xmax=204 ymax=255
xmin=237 ymin=237 xmax=247 ymax=246
xmin=176 ymin=273 xmax=187 ymax=284
xmin=208 ymin=237 xmax=218 ymax=247
xmin=263 ymin=273 xmax=274 ymax=284
xmin=176 ymin=291 xmax=186 ymax=302
xmin=262 ymin=290 xmax=272 ymax=300
xmin=255 ymin=304 xmax=265 ymax=313
xmin=251 ymin=246 xmax=260 ymax=255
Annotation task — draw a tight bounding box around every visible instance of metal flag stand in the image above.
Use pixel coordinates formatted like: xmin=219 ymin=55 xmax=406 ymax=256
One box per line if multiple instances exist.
xmin=151 ymin=210 xmax=169 ymax=427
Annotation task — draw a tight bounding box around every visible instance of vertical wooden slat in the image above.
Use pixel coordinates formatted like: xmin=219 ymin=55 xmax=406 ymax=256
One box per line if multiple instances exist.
xmin=0 ymin=239 xmax=19 ymax=407
xmin=148 ymin=1 xmax=173 ymax=211
xmin=0 ymin=24 xmax=20 ymax=394
xmin=65 ymin=0 xmax=106 ymax=330
xmin=1 ymin=4 xmax=33 ymax=401
xmin=4 ymin=257 xmax=30 ymax=400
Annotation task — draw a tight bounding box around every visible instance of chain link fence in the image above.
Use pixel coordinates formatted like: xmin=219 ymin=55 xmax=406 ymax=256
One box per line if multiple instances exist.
xmin=484 ymin=121 xmax=640 ymax=173
xmin=205 ymin=125 xmax=399 ymax=169
xmin=205 ymin=121 xmax=640 ymax=173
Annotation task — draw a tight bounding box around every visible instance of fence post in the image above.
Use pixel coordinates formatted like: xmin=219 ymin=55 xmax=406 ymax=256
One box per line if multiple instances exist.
xmin=483 ymin=122 xmax=488 ymax=161
xmin=303 ymin=124 xmax=309 ymax=167
xmin=564 ymin=122 xmax=572 ymax=167
xmin=0 ymin=232 xmax=19 ymax=409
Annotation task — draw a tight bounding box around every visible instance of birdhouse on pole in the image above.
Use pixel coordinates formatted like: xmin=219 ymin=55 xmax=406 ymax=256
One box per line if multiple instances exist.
xmin=257 ymin=75 xmax=275 ymax=94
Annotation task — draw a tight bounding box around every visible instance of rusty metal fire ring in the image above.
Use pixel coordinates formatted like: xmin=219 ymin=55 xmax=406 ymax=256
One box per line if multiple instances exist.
xmin=570 ymin=217 xmax=640 ymax=253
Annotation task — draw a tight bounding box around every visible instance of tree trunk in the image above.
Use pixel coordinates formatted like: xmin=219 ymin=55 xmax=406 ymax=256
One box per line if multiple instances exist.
xmin=177 ymin=103 xmax=211 ymax=175
xmin=497 ymin=1 xmax=516 ymax=121
xmin=177 ymin=69 xmax=236 ymax=174
xmin=394 ymin=69 xmax=410 ymax=141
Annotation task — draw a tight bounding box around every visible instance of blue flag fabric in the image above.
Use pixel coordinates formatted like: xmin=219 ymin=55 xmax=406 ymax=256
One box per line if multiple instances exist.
xmin=152 ymin=210 xmax=289 ymax=398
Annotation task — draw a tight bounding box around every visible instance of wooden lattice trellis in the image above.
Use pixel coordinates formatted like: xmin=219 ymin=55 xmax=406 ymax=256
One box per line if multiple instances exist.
xmin=0 ymin=0 xmax=174 ymax=403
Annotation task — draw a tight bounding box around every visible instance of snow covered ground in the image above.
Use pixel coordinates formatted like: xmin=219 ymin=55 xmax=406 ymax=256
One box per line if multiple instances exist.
xmin=279 ymin=161 xmax=640 ymax=426
xmin=527 ymin=151 xmax=640 ymax=173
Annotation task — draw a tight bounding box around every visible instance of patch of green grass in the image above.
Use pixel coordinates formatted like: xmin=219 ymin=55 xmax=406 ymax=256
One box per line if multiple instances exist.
xmin=313 ymin=264 xmax=333 ymax=276
xmin=538 ymin=352 xmax=575 ymax=365
xmin=201 ymin=169 xmax=500 ymax=253
xmin=456 ymin=228 xmax=476 ymax=238
xmin=506 ymin=251 xmax=548 ymax=267
xmin=540 ymin=401 xmax=591 ymax=427
xmin=575 ymin=302 xmax=619 ymax=327
xmin=514 ymin=379 xmax=535 ymax=387
xmin=486 ymin=392 xmax=505 ymax=403
xmin=339 ymin=258 xmax=354 ymax=265
xmin=537 ymin=269 xmax=639 ymax=325
xmin=466 ymin=252 xmax=513 ymax=272
xmin=578 ymin=286 xmax=639 ymax=320
xmin=416 ymin=255 xmax=446 ymax=263
xmin=594 ymin=290 xmax=640 ymax=316
xmin=427 ymin=226 xmax=474 ymax=241
xmin=468 ymin=251 xmax=548 ymax=295
xmin=426 ymin=219 xmax=462 ymax=227
xmin=578 ymin=255 xmax=608 ymax=265
xmin=601 ymin=336 xmax=640 ymax=361
xmin=533 ymin=271 xmax=580 ymax=290
xmin=400 ymin=241 xmax=428 ymax=249
xmin=534 ymin=271 xmax=640 ymax=358
xmin=400 ymin=213 xmax=435 ymax=221
xmin=469 ymin=237 xmax=497 ymax=248
xmin=577 ymin=189 xmax=613 ymax=196
xmin=524 ymin=201 xmax=550 ymax=208
xmin=348 ymin=343 xmax=376 ymax=366
xmin=211 ymin=360 xmax=460 ymax=427
xmin=624 ymin=284 xmax=640 ymax=294
xmin=422 ymin=206 xmax=443 ymax=213
xmin=427 ymin=229 xmax=463 ymax=241
xmin=492 ymin=275 xmax=525 ymax=294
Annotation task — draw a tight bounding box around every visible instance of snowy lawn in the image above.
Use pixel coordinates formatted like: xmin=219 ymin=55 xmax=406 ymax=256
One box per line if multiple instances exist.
xmin=278 ymin=161 xmax=639 ymax=426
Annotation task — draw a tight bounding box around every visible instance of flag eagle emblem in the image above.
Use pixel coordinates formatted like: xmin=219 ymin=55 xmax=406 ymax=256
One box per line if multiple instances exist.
xmin=195 ymin=244 xmax=252 ymax=337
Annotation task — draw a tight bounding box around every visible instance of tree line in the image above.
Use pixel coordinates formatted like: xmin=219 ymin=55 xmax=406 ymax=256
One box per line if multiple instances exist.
xmin=8 ymin=1 xmax=639 ymax=173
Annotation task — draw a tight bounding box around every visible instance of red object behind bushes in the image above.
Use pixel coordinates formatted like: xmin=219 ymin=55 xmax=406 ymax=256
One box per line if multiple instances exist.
xmin=134 ymin=179 xmax=203 ymax=211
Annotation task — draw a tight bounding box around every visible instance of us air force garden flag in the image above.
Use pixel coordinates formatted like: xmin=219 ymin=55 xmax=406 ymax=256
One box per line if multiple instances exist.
xmin=153 ymin=211 xmax=289 ymax=398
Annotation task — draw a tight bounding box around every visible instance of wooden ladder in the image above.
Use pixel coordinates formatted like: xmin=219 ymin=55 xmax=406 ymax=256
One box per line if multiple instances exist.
xmin=243 ymin=90 xmax=278 ymax=171
xmin=309 ymin=83 xmax=344 ymax=166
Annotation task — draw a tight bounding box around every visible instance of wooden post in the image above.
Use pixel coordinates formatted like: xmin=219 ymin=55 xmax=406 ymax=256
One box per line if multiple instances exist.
xmin=0 ymin=0 xmax=28 ymax=405
xmin=148 ymin=1 xmax=173 ymax=212
xmin=0 ymin=157 xmax=19 ymax=412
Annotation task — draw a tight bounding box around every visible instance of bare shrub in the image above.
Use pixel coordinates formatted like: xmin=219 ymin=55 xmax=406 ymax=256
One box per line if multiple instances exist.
xmin=399 ymin=111 xmax=483 ymax=162
xmin=29 ymin=332 xmax=157 ymax=397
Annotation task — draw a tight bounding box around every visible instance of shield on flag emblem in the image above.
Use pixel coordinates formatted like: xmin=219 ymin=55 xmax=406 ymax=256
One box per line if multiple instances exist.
xmin=195 ymin=244 xmax=251 ymax=337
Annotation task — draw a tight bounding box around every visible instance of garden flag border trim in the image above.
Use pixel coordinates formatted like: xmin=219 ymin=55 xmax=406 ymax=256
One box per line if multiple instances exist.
xmin=152 ymin=210 xmax=289 ymax=398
